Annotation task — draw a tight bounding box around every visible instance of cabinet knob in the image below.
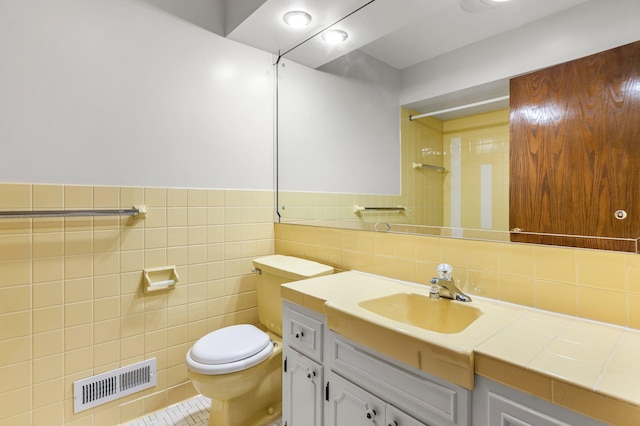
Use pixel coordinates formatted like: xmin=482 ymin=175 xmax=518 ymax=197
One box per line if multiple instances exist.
xmin=388 ymin=422 xmax=398 ymax=426
xmin=306 ymin=369 xmax=316 ymax=380
xmin=365 ymin=409 xmax=376 ymax=420
xmin=294 ymin=331 xmax=304 ymax=340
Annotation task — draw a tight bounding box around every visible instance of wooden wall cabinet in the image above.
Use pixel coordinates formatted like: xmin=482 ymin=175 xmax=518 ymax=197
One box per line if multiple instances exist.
xmin=509 ymin=40 xmax=640 ymax=252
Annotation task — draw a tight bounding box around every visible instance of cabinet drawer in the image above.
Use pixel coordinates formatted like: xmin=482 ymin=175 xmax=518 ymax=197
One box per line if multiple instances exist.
xmin=283 ymin=301 xmax=325 ymax=362
xmin=329 ymin=334 xmax=470 ymax=426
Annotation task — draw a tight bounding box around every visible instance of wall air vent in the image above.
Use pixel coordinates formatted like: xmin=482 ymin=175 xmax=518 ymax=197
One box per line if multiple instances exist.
xmin=73 ymin=358 xmax=156 ymax=413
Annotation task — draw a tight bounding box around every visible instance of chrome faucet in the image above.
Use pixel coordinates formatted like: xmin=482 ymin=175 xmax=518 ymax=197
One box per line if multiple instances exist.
xmin=429 ymin=263 xmax=472 ymax=302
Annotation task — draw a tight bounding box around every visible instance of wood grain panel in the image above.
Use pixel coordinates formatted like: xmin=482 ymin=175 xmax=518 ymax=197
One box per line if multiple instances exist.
xmin=509 ymin=40 xmax=640 ymax=252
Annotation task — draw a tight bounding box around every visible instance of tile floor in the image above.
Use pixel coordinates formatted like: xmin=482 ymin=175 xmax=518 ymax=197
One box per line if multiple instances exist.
xmin=124 ymin=395 xmax=283 ymax=426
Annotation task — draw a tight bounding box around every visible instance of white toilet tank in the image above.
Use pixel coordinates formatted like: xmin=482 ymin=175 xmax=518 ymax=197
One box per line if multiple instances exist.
xmin=252 ymin=255 xmax=333 ymax=336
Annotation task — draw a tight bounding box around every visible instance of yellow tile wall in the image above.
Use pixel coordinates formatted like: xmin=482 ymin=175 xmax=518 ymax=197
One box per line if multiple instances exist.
xmin=0 ymin=183 xmax=274 ymax=425
xmin=278 ymin=191 xmax=409 ymax=226
xmin=275 ymin=223 xmax=640 ymax=330
xmin=442 ymin=108 xmax=510 ymax=230
xmin=400 ymin=108 xmax=444 ymax=226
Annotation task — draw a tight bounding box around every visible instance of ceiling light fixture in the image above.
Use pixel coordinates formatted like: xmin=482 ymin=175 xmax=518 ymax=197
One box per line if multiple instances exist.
xmin=283 ymin=11 xmax=312 ymax=28
xmin=321 ymin=29 xmax=348 ymax=44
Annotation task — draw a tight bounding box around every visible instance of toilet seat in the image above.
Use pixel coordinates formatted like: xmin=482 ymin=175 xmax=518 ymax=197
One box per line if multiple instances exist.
xmin=186 ymin=324 xmax=274 ymax=375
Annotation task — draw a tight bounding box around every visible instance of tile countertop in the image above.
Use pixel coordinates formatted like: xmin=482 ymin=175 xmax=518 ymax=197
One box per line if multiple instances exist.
xmin=281 ymin=271 xmax=640 ymax=426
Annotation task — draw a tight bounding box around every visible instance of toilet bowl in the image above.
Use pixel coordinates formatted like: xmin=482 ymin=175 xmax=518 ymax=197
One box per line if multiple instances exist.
xmin=186 ymin=325 xmax=283 ymax=426
xmin=185 ymin=255 xmax=333 ymax=426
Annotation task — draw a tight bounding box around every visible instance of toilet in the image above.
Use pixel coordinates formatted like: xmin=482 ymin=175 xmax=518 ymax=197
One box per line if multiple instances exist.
xmin=185 ymin=255 xmax=333 ymax=426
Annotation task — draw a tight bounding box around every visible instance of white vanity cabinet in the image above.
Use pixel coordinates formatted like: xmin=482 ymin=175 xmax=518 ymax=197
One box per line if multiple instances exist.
xmin=325 ymin=372 xmax=425 ymax=426
xmin=387 ymin=403 xmax=432 ymax=426
xmin=328 ymin=333 xmax=470 ymax=426
xmin=282 ymin=301 xmax=327 ymax=426
xmin=325 ymin=371 xmax=385 ymax=426
xmin=282 ymin=301 xmax=471 ymax=426
xmin=283 ymin=346 xmax=324 ymax=426
xmin=327 ymin=371 xmax=426 ymax=426
xmin=472 ymin=376 xmax=606 ymax=426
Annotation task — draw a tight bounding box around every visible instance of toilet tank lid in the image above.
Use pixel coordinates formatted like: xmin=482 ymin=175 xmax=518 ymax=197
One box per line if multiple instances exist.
xmin=253 ymin=255 xmax=333 ymax=279
xmin=190 ymin=324 xmax=271 ymax=365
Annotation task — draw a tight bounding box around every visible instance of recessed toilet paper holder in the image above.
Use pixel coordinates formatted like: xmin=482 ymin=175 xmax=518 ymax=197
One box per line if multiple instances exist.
xmin=143 ymin=265 xmax=179 ymax=293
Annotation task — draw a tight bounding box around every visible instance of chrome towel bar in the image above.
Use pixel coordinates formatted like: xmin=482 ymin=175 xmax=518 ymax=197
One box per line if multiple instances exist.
xmin=354 ymin=205 xmax=406 ymax=214
xmin=412 ymin=162 xmax=446 ymax=172
xmin=0 ymin=206 xmax=145 ymax=219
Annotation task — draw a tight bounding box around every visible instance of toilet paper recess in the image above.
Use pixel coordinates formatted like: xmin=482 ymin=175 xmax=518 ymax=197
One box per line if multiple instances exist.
xmin=143 ymin=266 xmax=179 ymax=293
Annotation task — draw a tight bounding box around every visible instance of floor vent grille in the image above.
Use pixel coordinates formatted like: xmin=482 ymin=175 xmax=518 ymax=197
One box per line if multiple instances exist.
xmin=73 ymin=358 xmax=156 ymax=413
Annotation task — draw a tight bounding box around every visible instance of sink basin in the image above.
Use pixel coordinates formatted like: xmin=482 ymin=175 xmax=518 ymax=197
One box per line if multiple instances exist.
xmin=358 ymin=292 xmax=483 ymax=334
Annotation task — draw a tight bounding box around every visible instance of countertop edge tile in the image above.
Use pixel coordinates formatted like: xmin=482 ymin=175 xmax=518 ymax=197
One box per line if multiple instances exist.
xmin=553 ymin=380 xmax=640 ymax=426
xmin=475 ymin=353 xmax=552 ymax=401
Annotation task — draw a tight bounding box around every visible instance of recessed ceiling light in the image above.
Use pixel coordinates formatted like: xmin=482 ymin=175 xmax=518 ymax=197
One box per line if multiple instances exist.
xmin=283 ymin=11 xmax=312 ymax=28
xmin=321 ymin=29 xmax=348 ymax=44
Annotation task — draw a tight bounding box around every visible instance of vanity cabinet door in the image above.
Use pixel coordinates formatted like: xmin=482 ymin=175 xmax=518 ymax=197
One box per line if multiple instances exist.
xmin=326 ymin=371 xmax=386 ymax=426
xmin=386 ymin=404 xmax=430 ymax=426
xmin=472 ymin=376 xmax=606 ymax=426
xmin=487 ymin=393 xmax=574 ymax=426
xmin=282 ymin=347 xmax=323 ymax=426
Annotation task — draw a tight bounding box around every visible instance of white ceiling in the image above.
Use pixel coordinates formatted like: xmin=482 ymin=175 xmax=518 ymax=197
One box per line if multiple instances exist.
xmin=140 ymin=0 xmax=590 ymax=70
xmin=360 ymin=0 xmax=589 ymax=69
xmin=225 ymin=0 xmax=590 ymax=70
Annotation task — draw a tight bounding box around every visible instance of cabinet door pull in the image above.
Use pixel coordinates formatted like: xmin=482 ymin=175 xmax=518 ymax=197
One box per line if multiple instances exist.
xmin=295 ymin=331 xmax=304 ymax=340
xmin=365 ymin=408 xmax=376 ymax=420
xmin=306 ymin=368 xmax=316 ymax=380
xmin=388 ymin=422 xmax=398 ymax=426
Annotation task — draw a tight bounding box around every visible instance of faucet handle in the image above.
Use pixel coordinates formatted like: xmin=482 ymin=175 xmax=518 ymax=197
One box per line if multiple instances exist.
xmin=437 ymin=263 xmax=453 ymax=280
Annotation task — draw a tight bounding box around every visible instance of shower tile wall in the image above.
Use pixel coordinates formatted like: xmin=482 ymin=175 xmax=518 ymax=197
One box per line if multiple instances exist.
xmin=400 ymin=107 xmax=444 ymax=227
xmin=442 ymin=108 xmax=509 ymax=230
xmin=0 ymin=183 xmax=274 ymax=425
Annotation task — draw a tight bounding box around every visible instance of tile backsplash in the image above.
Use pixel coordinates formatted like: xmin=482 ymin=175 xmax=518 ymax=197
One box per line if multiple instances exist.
xmin=0 ymin=183 xmax=274 ymax=425
xmin=274 ymin=223 xmax=640 ymax=330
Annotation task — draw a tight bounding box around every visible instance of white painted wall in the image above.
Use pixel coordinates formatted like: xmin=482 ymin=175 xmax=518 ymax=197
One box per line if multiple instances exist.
xmin=0 ymin=0 xmax=274 ymax=190
xmin=137 ymin=0 xmax=225 ymax=35
xmin=278 ymin=53 xmax=401 ymax=194
xmin=400 ymin=0 xmax=640 ymax=106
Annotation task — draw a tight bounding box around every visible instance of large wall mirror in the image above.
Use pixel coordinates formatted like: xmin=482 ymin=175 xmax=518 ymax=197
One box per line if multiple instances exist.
xmin=276 ymin=0 xmax=640 ymax=252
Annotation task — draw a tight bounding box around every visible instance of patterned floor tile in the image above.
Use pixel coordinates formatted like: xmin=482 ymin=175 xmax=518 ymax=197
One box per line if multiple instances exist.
xmin=124 ymin=395 xmax=282 ymax=426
